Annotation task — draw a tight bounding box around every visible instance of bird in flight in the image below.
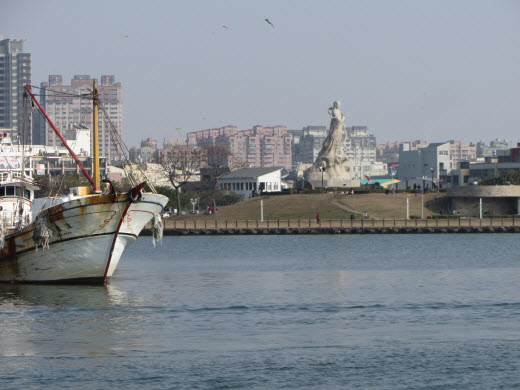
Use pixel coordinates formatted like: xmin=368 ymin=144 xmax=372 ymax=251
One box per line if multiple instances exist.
xmin=222 ymin=25 xmax=229 ymax=29
xmin=265 ymin=19 xmax=274 ymax=28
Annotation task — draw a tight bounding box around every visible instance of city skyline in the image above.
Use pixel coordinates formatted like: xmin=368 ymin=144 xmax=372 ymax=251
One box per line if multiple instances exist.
xmin=2 ymin=0 xmax=520 ymax=147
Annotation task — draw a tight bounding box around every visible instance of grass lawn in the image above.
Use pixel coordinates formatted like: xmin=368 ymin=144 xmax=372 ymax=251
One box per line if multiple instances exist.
xmin=335 ymin=192 xmax=443 ymax=219
xmin=173 ymin=192 xmax=446 ymax=221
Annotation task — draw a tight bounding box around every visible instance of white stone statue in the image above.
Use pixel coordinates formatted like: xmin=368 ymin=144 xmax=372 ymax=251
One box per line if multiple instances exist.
xmin=319 ymin=101 xmax=347 ymax=167
xmin=305 ymin=100 xmax=358 ymax=188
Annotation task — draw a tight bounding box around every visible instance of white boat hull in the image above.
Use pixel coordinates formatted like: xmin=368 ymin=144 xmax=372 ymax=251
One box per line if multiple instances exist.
xmin=0 ymin=192 xmax=167 ymax=284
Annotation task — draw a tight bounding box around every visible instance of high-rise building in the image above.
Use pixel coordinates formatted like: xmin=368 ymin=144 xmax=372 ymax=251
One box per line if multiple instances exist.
xmin=37 ymin=75 xmax=122 ymax=162
xmin=344 ymin=126 xmax=376 ymax=162
xmin=447 ymin=140 xmax=476 ymax=170
xmin=188 ymin=125 xmax=292 ymax=169
xmin=290 ymin=126 xmax=328 ymax=164
xmin=376 ymin=140 xmax=429 ymax=164
xmin=476 ymin=139 xmax=512 ymax=158
xmin=0 ymin=36 xmax=32 ymax=141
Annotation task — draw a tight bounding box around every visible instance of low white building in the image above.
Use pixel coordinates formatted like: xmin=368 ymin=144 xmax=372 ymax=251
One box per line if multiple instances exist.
xmin=219 ymin=167 xmax=289 ymax=199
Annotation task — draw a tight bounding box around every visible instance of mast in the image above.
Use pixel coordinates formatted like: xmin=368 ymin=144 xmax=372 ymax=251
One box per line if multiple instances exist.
xmin=24 ymin=85 xmax=95 ymax=188
xmin=92 ymin=79 xmax=101 ymax=192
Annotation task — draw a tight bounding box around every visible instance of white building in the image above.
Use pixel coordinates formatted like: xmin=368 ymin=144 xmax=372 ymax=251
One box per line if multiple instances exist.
xmin=219 ymin=167 xmax=289 ymax=199
xmin=398 ymin=142 xmax=451 ymax=189
xmin=65 ymin=124 xmax=91 ymax=157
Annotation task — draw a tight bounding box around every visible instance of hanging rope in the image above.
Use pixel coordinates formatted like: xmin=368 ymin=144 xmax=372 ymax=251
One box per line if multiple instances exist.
xmin=0 ymin=220 xmax=5 ymax=250
xmin=152 ymin=213 xmax=163 ymax=247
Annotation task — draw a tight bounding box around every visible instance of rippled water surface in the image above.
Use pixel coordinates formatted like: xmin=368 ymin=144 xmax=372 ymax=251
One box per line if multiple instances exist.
xmin=1 ymin=234 xmax=520 ymax=389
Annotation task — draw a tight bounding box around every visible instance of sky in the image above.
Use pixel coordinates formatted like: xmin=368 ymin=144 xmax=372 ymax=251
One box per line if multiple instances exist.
xmin=2 ymin=0 xmax=520 ymax=148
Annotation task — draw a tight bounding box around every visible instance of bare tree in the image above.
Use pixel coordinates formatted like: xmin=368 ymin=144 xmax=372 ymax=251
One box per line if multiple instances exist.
xmin=160 ymin=146 xmax=203 ymax=215
xmin=202 ymin=145 xmax=233 ymax=214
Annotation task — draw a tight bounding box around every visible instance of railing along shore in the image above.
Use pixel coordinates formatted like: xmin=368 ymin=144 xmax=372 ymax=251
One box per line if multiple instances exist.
xmin=143 ymin=217 xmax=520 ymax=235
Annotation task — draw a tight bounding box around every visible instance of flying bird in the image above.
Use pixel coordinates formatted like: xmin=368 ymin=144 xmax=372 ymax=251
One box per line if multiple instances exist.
xmin=222 ymin=25 xmax=229 ymax=29
xmin=265 ymin=19 xmax=274 ymax=28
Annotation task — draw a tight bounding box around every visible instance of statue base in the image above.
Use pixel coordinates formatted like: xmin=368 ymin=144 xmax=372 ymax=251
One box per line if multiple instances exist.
xmin=307 ymin=178 xmax=360 ymax=189
xmin=305 ymin=166 xmax=359 ymax=189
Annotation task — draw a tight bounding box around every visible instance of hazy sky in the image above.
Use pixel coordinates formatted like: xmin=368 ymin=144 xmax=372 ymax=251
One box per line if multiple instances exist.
xmin=2 ymin=0 xmax=520 ymax=147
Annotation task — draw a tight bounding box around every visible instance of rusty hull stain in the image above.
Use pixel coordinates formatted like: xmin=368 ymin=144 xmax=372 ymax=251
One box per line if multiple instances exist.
xmin=0 ymin=193 xmax=130 ymax=282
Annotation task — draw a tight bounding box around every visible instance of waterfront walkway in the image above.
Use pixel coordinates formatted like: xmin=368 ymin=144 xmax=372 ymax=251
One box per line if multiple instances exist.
xmin=145 ymin=217 xmax=520 ymax=235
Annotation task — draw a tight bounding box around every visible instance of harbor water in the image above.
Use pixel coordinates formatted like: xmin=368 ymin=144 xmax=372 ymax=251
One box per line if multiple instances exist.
xmin=1 ymin=234 xmax=520 ymax=389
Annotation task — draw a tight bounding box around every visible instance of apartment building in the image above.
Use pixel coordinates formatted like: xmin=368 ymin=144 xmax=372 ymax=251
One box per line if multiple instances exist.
xmin=376 ymin=140 xmax=429 ymax=164
xmin=188 ymin=125 xmax=292 ymax=169
xmin=187 ymin=126 xmax=238 ymax=147
xmin=448 ymin=140 xmax=476 ymax=170
xmin=36 ymin=75 xmax=123 ymax=162
xmin=290 ymin=126 xmax=327 ymax=164
xmin=344 ymin=126 xmax=376 ymax=162
xmin=0 ymin=36 xmax=32 ymax=141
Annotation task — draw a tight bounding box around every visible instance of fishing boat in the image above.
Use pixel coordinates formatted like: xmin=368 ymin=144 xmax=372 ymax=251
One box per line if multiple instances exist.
xmin=0 ymin=81 xmax=168 ymax=284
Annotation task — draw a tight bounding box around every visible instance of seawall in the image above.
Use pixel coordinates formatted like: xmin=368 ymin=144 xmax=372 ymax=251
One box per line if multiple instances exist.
xmin=143 ymin=225 xmax=520 ymax=236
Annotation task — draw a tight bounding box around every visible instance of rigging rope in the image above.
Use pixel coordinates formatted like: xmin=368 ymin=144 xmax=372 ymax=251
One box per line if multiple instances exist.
xmin=98 ymin=100 xmax=157 ymax=193
xmin=26 ymin=84 xmax=158 ymax=194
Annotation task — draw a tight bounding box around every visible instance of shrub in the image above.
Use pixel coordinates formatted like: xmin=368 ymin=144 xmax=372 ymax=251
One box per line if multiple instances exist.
xmin=427 ymin=215 xmax=461 ymax=219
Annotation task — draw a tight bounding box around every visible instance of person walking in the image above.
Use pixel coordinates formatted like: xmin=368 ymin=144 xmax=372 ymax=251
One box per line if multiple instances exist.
xmin=316 ymin=213 xmax=321 ymax=224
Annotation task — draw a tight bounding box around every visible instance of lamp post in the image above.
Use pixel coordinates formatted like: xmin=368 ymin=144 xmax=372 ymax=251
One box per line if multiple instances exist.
xmin=421 ymin=193 xmax=424 ymax=219
xmin=190 ymin=198 xmax=198 ymax=213
xmin=431 ymin=167 xmax=434 ymax=193
xmin=319 ymin=166 xmax=326 ymax=189
xmin=391 ymin=166 xmax=395 ymax=191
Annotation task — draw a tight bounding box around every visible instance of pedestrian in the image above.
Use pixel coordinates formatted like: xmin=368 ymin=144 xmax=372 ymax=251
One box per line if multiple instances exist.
xmin=364 ymin=211 xmax=368 ymax=219
xmin=316 ymin=213 xmax=321 ymax=224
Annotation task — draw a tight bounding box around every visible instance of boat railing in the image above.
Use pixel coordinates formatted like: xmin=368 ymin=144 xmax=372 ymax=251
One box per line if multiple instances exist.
xmin=0 ymin=171 xmax=34 ymax=185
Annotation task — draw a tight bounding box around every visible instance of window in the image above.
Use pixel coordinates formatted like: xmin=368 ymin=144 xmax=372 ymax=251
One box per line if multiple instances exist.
xmin=0 ymin=187 xmax=4 ymax=196
xmin=6 ymin=186 xmax=14 ymax=196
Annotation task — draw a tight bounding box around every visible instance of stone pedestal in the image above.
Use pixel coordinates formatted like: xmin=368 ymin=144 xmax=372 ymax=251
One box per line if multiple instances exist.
xmin=306 ymin=168 xmax=359 ymax=189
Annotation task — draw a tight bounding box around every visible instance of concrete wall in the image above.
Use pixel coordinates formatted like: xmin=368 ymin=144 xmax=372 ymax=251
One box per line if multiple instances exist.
xmin=447 ymin=185 xmax=520 ymax=216
xmin=447 ymin=185 xmax=520 ymax=198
